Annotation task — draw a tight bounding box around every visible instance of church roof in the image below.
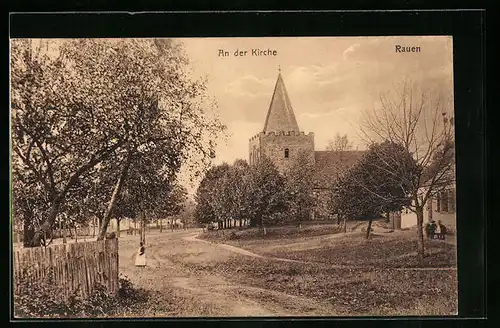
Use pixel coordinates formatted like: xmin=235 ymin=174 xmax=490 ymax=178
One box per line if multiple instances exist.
xmin=313 ymin=150 xmax=365 ymax=189
xmin=263 ymin=73 xmax=300 ymax=133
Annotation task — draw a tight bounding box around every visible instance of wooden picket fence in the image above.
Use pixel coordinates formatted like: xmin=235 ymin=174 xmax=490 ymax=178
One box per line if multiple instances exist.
xmin=13 ymin=239 xmax=119 ymax=300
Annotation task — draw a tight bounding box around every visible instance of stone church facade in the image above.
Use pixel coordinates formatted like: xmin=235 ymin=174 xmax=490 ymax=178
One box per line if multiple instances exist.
xmin=248 ymin=71 xmax=456 ymax=227
xmin=248 ymin=72 xmax=364 ymax=219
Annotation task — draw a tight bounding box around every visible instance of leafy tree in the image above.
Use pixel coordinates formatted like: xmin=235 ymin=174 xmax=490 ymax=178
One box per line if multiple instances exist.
xmin=360 ymin=80 xmax=455 ymax=258
xmin=227 ymin=159 xmax=253 ymax=227
xmin=247 ymin=156 xmax=287 ymax=229
xmin=332 ymin=141 xmax=417 ymax=238
xmin=177 ymin=198 xmax=197 ymax=228
xmin=153 ymin=183 xmax=188 ymax=232
xmin=284 ymin=149 xmax=316 ymax=223
xmin=11 ymin=39 xmax=225 ymax=246
xmin=195 ymin=158 xmax=285 ymax=232
xmin=194 ymin=164 xmax=231 ymax=226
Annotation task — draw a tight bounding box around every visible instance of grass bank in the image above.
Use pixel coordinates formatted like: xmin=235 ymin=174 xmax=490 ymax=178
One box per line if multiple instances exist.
xmin=198 ymin=221 xmax=344 ymax=244
xmin=191 ymin=228 xmax=457 ymax=316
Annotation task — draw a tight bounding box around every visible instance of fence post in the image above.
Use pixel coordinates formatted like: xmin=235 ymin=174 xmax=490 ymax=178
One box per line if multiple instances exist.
xmin=13 ymin=239 xmax=120 ymax=302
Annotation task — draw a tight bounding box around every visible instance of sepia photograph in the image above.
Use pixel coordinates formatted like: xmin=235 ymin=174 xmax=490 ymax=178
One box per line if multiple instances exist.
xmin=11 ymin=36 xmax=457 ymax=318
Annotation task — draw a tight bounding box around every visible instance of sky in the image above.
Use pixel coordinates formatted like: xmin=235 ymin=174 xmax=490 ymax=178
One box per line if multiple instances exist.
xmin=178 ymin=36 xmax=454 ymax=175
xmin=16 ymin=37 xmax=454 ymax=196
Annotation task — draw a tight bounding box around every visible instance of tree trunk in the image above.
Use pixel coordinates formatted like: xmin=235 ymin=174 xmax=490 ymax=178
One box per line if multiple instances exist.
xmin=58 ymin=219 xmax=62 ymax=240
xmin=23 ymin=215 xmax=37 ymax=247
xmin=97 ymin=152 xmax=132 ymax=241
xmin=343 ymin=217 xmax=347 ymax=233
xmin=160 ymin=219 xmax=163 ymax=233
xmin=366 ymin=219 xmax=373 ymax=239
xmin=31 ymin=196 xmax=64 ymax=246
xmin=116 ymin=218 xmax=121 ymax=238
xmin=141 ymin=214 xmax=145 ymax=245
xmin=75 ymin=225 xmax=78 ymax=243
xmin=416 ymin=206 xmax=425 ymax=261
xmin=62 ymin=220 xmax=67 ymax=244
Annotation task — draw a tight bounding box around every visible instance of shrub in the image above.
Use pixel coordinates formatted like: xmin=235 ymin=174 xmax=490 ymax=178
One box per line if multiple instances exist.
xmin=14 ymin=269 xmax=148 ymax=318
xmin=117 ymin=274 xmax=149 ymax=307
xmin=14 ymin=267 xmax=72 ymax=317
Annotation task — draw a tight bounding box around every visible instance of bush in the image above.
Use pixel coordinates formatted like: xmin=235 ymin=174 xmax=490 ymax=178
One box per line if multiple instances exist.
xmin=14 ymin=267 xmax=73 ymax=317
xmin=14 ymin=269 xmax=148 ymax=318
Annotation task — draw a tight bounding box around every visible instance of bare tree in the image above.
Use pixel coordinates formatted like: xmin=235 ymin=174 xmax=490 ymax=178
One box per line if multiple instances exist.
xmin=326 ymin=133 xmax=353 ymax=152
xmin=360 ymin=80 xmax=455 ymax=260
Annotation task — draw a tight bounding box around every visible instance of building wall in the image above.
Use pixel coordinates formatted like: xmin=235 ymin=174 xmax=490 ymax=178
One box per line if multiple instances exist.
xmin=108 ymin=218 xmax=134 ymax=231
xmin=256 ymin=131 xmax=315 ymax=173
xmin=400 ymin=188 xmax=457 ymax=232
xmin=249 ymin=133 xmax=262 ymax=166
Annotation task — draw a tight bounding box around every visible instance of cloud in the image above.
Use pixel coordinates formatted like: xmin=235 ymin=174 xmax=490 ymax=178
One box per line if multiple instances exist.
xmin=224 ymin=75 xmax=274 ymax=98
xmin=342 ymin=43 xmax=361 ymax=60
xmin=299 ymin=107 xmax=347 ymax=119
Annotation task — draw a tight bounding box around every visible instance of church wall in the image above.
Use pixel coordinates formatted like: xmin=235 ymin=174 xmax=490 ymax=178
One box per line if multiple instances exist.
xmin=260 ymin=131 xmax=315 ymax=173
xmin=248 ymin=133 xmax=262 ymax=166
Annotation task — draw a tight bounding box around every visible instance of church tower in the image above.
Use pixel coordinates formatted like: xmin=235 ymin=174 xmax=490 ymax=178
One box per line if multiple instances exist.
xmin=249 ymin=70 xmax=315 ymax=173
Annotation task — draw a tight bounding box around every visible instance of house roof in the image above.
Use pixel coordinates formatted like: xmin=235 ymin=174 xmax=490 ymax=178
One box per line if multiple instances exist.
xmin=313 ymin=150 xmax=365 ymax=189
xmin=263 ymin=73 xmax=300 ymax=133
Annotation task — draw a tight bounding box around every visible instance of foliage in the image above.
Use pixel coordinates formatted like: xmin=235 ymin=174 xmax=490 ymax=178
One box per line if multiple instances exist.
xmin=331 ymin=141 xmax=417 ymax=223
xmin=246 ymin=156 xmax=287 ymax=227
xmin=195 ymin=157 xmax=288 ymax=228
xmin=14 ymin=268 xmax=149 ymax=318
xmin=11 ymin=39 xmax=225 ymax=245
xmin=360 ymin=80 xmax=455 ymax=257
xmin=194 ymin=163 xmax=231 ymax=224
xmin=283 ymin=149 xmax=316 ymax=222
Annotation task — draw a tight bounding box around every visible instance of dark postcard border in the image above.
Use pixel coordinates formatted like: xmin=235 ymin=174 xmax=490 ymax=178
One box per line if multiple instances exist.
xmin=7 ymin=10 xmax=487 ymax=323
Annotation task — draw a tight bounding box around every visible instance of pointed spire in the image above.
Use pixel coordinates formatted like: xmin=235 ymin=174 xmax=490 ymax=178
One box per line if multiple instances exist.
xmin=263 ymin=70 xmax=300 ymax=133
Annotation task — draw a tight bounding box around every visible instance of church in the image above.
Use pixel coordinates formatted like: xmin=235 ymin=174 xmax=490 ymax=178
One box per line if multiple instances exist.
xmin=248 ymin=70 xmax=456 ymax=228
xmin=248 ymin=71 xmax=364 ymax=219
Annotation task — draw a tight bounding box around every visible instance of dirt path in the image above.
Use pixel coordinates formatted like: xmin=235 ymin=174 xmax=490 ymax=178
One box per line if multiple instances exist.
xmin=118 ymin=229 xmax=338 ymax=317
xmin=187 ymin=232 xmax=457 ymax=272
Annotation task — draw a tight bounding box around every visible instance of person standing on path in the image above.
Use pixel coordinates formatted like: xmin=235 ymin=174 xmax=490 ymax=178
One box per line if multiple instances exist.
xmin=135 ymin=241 xmax=147 ymax=267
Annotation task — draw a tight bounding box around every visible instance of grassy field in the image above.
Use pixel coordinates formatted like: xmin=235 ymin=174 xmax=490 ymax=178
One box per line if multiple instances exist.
xmin=197 ymin=221 xmax=346 ymax=243
xmin=192 ymin=225 xmax=458 ymax=316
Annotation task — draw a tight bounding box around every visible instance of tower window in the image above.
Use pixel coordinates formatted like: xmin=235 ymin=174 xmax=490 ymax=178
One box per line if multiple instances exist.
xmin=284 ymin=148 xmax=289 ymax=158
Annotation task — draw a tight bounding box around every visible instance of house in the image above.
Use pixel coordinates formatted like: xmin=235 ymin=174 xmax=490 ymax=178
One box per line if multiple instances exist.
xmin=401 ymin=186 xmax=457 ymax=232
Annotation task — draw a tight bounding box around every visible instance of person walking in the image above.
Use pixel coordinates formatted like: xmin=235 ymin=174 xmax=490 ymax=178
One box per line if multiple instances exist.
xmin=135 ymin=241 xmax=147 ymax=267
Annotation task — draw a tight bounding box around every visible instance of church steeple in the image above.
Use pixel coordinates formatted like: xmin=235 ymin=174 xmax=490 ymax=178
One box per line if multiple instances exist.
xmin=263 ymin=70 xmax=300 ymax=133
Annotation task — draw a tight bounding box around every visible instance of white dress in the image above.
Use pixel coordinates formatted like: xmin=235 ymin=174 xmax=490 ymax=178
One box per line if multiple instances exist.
xmin=135 ymin=247 xmax=147 ymax=267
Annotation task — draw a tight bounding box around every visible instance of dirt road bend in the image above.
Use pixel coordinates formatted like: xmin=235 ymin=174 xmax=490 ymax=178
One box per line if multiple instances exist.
xmin=118 ymin=229 xmax=338 ymax=317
